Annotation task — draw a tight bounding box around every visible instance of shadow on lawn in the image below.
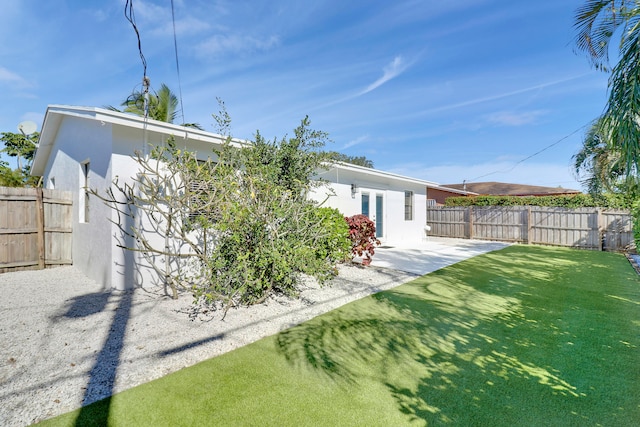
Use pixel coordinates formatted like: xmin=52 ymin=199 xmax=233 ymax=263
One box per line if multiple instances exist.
xmin=276 ymin=246 xmax=639 ymax=425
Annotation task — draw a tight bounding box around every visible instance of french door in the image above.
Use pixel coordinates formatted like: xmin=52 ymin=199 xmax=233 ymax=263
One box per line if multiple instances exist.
xmin=361 ymin=192 xmax=384 ymax=238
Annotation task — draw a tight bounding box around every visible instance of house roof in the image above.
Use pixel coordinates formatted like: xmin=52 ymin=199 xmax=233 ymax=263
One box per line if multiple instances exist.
xmin=31 ymin=105 xmax=246 ymax=176
xmin=442 ymin=181 xmax=581 ymax=196
xmin=426 ymin=184 xmax=478 ymax=197
xmin=321 ymin=161 xmax=439 ymax=187
xmin=31 ymin=105 xmax=436 ymax=188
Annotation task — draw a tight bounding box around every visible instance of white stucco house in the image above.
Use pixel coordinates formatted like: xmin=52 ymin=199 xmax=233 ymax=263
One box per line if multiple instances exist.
xmin=31 ymin=105 xmax=435 ymax=290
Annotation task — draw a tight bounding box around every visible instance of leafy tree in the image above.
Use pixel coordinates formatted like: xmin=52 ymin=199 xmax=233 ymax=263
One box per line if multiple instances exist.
xmin=1 ymin=131 xmax=38 ymax=170
xmin=0 ymin=131 xmax=39 ymax=187
xmin=572 ymin=118 xmax=626 ymax=196
xmin=574 ymin=1 xmax=640 ymax=178
xmin=109 ymin=83 xmax=203 ymax=129
xmin=326 ymin=151 xmax=374 ymax=168
xmin=0 ymin=160 xmax=25 ymax=187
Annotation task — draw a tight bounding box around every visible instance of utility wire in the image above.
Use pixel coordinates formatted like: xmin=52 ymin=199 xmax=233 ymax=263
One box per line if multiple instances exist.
xmin=466 ymin=123 xmax=591 ymax=183
xmin=124 ymin=0 xmax=147 ymax=78
xmin=171 ymin=0 xmax=186 ymax=127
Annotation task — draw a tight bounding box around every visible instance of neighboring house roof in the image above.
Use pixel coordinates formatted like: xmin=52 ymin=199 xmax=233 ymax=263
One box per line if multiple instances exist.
xmin=31 ymin=105 xmax=247 ymax=176
xmin=426 ymin=184 xmax=478 ymax=197
xmin=442 ymin=181 xmax=581 ymax=196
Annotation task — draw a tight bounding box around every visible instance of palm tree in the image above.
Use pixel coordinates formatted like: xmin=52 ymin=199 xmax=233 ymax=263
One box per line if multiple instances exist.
xmin=574 ymin=1 xmax=640 ymax=177
xmin=573 ymin=118 xmax=625 ymax=195
xmin=109 ymin=83 xmax=203 ymax=130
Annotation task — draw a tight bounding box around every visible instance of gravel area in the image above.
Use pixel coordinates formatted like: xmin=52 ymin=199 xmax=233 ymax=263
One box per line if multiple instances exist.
xmin=0 ymin=264 xmax=417 ymax=427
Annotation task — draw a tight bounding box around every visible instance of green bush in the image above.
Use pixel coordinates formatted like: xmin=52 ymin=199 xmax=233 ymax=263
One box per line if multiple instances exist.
xmin=192 ymin=117 xmax=349 ymax=308
xmin=631 ymin=199 xmax=640 ymax=251
xmin=312 ymin=207 xmax=352 ymax=265
xmin=445 ymin=194 xmax=632 ymax=209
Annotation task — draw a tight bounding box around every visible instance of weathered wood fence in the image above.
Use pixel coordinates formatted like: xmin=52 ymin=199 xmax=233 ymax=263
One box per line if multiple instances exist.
xmin=427 ymin=206 xmax=633 ymax=251
xmin=0 ymin=187 xmax=73 ymax=273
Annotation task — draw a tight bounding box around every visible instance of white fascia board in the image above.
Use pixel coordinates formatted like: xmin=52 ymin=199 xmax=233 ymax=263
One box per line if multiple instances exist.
xmin=319 ymin=161 xmax=439 ymax=187
xmin=31 ymin=104 xmax=250 ymax=175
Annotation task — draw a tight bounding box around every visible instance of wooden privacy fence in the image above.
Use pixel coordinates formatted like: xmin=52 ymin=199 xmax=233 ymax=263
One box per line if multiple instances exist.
xmin=0 ymin=187 xmax=73 ymax=273
xmin=427 ymin=206 xmax=634 ymax=251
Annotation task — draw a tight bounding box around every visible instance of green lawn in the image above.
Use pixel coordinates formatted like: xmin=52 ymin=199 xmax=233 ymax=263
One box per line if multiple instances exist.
xmin=40 ymin=245 xmax=640 ymax=426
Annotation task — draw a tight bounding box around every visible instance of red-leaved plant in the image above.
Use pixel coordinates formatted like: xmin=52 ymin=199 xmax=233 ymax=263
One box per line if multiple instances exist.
xmin=345 ymin=214 xmax=381 ymax=266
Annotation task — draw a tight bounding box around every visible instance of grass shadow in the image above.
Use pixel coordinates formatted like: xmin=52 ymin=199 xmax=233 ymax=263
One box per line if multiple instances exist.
xmin=276 ymin=245 xmax=640 ymax=425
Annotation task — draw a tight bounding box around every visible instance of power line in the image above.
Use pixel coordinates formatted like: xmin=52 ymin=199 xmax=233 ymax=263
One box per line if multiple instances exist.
xmin=170 ymin=0 xmax=186 ymax=127
xmin=124 ymin=0 xmax=147 ymax=78
xmin=466 ymin=123 xmax=591 ymax=183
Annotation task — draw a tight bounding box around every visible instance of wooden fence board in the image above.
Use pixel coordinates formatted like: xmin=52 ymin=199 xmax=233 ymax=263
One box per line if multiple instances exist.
xmin=0 ymin=187 xmax=73 ymax=273
xmin=427 ymin=205 xmax=633 ymax=251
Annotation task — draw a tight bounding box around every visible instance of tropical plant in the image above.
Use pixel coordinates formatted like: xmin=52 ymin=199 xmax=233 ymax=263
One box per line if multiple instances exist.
xmin=109 ymin=83 xmax=203 ymax=129
xmin=574 ymin=1 xmax=640 ymax=177
xmin=572 ymin=117 xmax=626 ymax=196
xmin=345 ymin=214 xmax=380 ymax=266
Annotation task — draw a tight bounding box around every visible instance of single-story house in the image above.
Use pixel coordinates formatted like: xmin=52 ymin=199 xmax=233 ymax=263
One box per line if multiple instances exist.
xmin=311 ymin=162 xmax=436 ymax=244
xmin=31 ymin=105 xmax=435 ymax=290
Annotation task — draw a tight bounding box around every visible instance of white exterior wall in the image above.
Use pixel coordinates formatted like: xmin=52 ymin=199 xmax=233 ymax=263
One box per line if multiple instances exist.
xmin=41 ymin=116 xmax=115 ymax=288
xmin=312 ymin=166 xmax=429 ymax=245
xmin=35 ymin=106 xmax=435 ymax=290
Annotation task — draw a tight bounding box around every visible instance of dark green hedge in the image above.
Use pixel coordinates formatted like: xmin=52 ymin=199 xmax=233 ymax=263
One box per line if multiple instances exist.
xmin=444 ymin=194 xmax=632 ymax=209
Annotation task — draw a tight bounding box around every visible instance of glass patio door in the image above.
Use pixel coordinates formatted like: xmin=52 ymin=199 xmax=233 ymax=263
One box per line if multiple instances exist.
xmin=361 ymin=192 xmax=384 ymax=239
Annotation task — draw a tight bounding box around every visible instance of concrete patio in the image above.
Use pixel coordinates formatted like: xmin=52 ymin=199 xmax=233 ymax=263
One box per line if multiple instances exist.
xmin=370 ymin=237 xmax=511 ymax=275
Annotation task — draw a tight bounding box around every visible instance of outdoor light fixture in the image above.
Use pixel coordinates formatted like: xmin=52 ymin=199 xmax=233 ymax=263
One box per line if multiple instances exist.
xmin=351 ymin=183 xmax=358 ymax=197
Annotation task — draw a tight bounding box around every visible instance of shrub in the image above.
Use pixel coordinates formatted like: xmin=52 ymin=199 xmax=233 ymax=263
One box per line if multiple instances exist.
xmin=444 ymin=194 xmax=633 ymax=209
xmin=95 ymin=111 xmax=348 ymax=313
xmin=312 ymin=207 xmax=352 ymax=265
xmin=345 ymin=214 xmax=380 ymax=266
xmin=631 ymin=199 xmax=640 ymax=251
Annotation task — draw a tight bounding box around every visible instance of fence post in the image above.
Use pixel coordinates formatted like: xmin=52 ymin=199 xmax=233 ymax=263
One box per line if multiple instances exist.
xmin=468 ymin=206 xmax=474 ymax=239
xmin=597 ymin=208 xmax=603 ymax=251
xmin=36 ymin=187 xmax=46 ymax=269
xmin=527 ymin=206 xmax=532 ymax=244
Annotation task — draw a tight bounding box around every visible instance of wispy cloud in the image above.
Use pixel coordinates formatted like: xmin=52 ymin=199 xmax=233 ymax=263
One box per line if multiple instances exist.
xmin=151 ymin=16 xmax=212 ymax=37
xmin=486 ymin=110 xmax=548 ymax=126
xmin=387 ymin=160 xmax=580 ymax=189
xmin=196 ymin=34 xmax=280 ymax=57
xmin=417 ymin=73 xmax=593 ymax=117
xmin=134 ymin=0 xmax=167 ymax=22
xmin=359 ymin=55 xmax=411 ymax=96
xmin=311 ymin=55 xmax=416 ymax=110
xmin=0 ymin=67 xmax=31 ymax=88
xmin=342 ymin=135 xmax=368 ymax=149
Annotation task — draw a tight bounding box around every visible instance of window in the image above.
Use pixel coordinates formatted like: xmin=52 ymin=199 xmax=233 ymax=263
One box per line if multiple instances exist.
xmin=188 ymin=159 xmax=220 ymax=221
xmin=188 ymin=179 xmax=216 ymax=220
xmin=361 ymin=193 xmax=370 ymax=217
xmin=404 ymin=190 xmax=413 ymax=221
xmin=81 ymin=161 xmax=90 ymax=223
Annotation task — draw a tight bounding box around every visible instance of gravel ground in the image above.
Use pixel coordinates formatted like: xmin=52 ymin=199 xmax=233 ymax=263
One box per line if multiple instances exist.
xmin=0 ymin=264 xmax=417 ymax=427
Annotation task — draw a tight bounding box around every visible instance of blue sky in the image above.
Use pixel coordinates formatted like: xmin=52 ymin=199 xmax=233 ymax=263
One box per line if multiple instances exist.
xmin=1 ymin=0 xmax=612 ymax=189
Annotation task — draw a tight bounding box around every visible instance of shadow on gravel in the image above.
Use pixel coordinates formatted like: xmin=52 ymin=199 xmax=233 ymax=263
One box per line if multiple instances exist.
xmin=62 ymin=292 xmax=110 ymax=318
xmin=72 ymin=291 xmax=133 ymax=426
